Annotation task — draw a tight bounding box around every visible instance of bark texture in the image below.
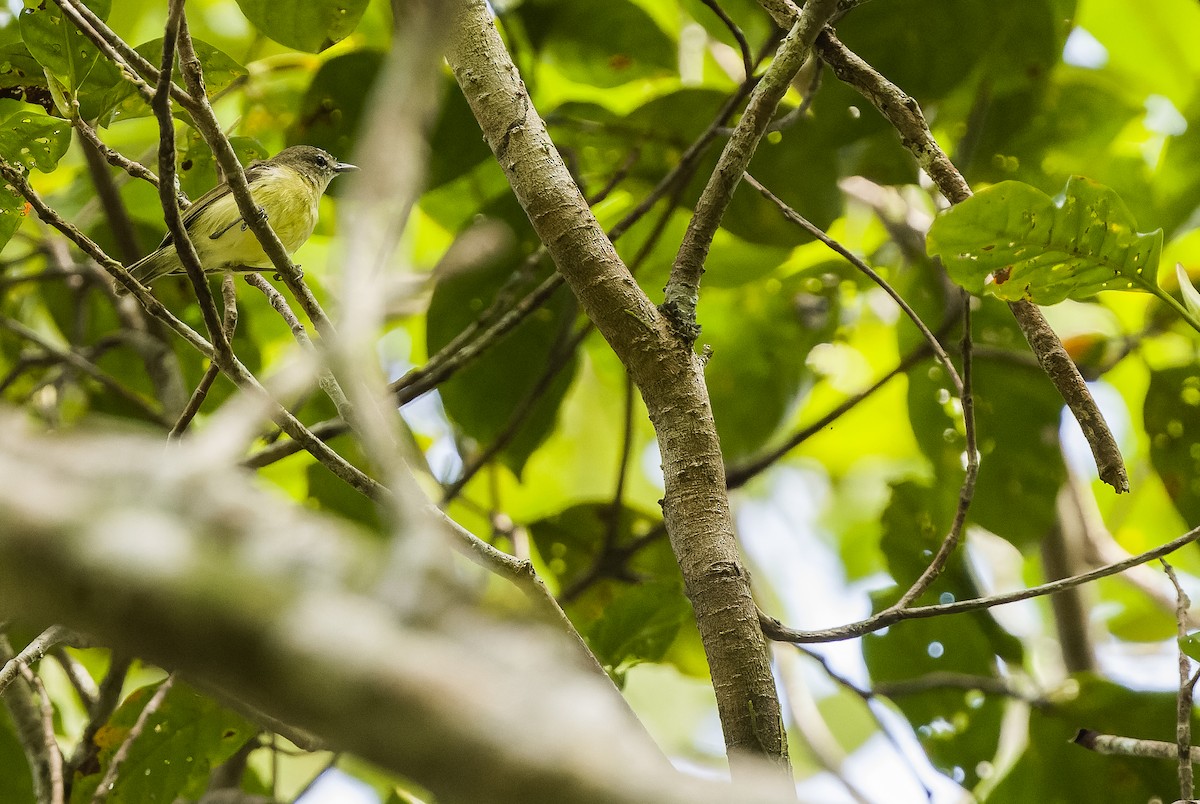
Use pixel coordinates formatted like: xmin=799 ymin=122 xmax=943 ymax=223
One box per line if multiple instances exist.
xmin=447 ymin=0 xmax=790 ymax=776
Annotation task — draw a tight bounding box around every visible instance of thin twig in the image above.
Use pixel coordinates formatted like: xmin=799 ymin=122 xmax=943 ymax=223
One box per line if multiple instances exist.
xmin=760 ymin=524 xmax=1200 ymax=643
xmin=811 ymin=27 xmax=1128 ymax=494
xmin=0 ymin=626 xmax=73 ymax=697
xmin=0 ymin=318 xmax=170 ymax=425
xmin=70 ymin=117 xmax=163 ymax=192
xmin=698 ymin=0 xmax=755 ymax=79
xmin=68 ymin=654 xmax=132 ymax=776
xmin=170 ymin=273 xmax=239 ymax=437
xmin=1074 ymin=729 xmax=1200 ymax=762
xmin=1163 ymin=558 xmax=1197 ymax=800
xmin=727 ymin=340 xmax=936 ymax=488
xmin=887 ymin=293 xmax=976 ymax=608
xmin=52 ymin=647 xmax=99 ymax=711
xmin=20 ymin=667 xmax=64 ymax=804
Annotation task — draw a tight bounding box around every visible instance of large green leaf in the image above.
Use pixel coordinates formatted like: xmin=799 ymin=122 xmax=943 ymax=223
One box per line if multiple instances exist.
xmin=927 ymin=176 xmax=1164 ymax=305
xmin=69 ymin=681 xmax=254 ymax=803
xmin=102 ymin=38 xmax=246 ymax=122
xmin=19 ymin=0 xmax=111 ymax=91
xmin=1144 ymin=365 xmax=1200 ymax=524
xmin=234 ymin=0 xmax=369 ymax=53
xmin=586 ymin=581 xmax=692 ymax=684
xmin=0 ymin=111 xmax=71 ymax=172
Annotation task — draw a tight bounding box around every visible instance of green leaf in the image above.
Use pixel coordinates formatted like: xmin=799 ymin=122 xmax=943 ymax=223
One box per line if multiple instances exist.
xmin=1181 ymin=632 xmax=1200 ymax=664
xmin=1144 ymin=366 xmax=1200 ymax=524
xmin=104 ymin=38 xmax=246 ymax=122
xmin=586 ymin=581 xmax=692 ymax=683
xmin=701 ymin=266 xmax=839 ymax=460
xmin=234 ymin=0 xmax=369 ymax=53
xmin=988 ymin=675 xmax=1193 ymax=802
xmin=18 ymin=0 xmax=111 ymax=91
xmin=0 ymin=111 xmax=70 ymax=172
xmin=927 ymin=176 xmax=1164 ymax=305
xmin=69 ymin=682 xmax=255 ymax=803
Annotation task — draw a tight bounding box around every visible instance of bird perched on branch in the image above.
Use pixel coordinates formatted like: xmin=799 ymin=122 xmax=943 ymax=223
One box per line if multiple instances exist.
xmin=122 ymin=145 xmax=356 ymax=290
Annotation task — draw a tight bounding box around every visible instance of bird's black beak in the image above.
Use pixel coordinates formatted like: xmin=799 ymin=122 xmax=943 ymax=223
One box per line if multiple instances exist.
xmin=335 ymin=162 xmax=358 ymax=173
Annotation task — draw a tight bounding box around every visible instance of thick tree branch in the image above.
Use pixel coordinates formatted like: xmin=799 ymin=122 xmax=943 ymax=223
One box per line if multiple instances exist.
xmin=449 ymin=0 xmax=792 ymax=776
xmin=663 ymin=0 xmax=839 ymax=340
xmin=0 ymin=418 xmax=793 ymax=804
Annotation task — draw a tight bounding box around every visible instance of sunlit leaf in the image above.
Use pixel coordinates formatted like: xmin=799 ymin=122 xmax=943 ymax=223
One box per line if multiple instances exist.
xmin=927 ymin=176 xmax=1164 ymax=305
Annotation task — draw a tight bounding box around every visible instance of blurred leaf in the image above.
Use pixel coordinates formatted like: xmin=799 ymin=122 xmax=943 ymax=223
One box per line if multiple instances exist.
xmin=835 ymin=0 xmax=993 ymax=102
xmin=622 ymin=88 xmax=842 ymax=247
xmin=0 ymin=110 xmax=70 ymax=172
xmin=69 ymin=681 xmax=254 ymax=803
xmin=878 ymin=481 xmax=1024 ymax=663
xmin=425 ymin=222 xmax=578 ymax=475
xmin=987 ymin=675 xmax=1193 ymax=802
xmin=927 ymin=176 xmax=1163 ymax=305
xmin=287 ymin=49 xmax=382 ymax=162
xmin=234 ymin=0 xmax=369 ymax=53
xmin=19 ymin=0 xmax=111 ymax=91
xmin=0 ymin=705 xmax=34 ymax=803
xmin=1144 ymin=366 xmax=1200 ymax=524
xmin=1180 ymin=632 xmax=1200 ymax=664
xmin=514 ymin=0 xmax=675 ymax=88
xmin=426 ymin=73 xmax=493 ymax=189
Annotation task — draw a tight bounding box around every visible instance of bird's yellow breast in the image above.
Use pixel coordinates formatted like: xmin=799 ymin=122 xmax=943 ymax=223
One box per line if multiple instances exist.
xmin=195 ymin=165 xmax=321 ymax=270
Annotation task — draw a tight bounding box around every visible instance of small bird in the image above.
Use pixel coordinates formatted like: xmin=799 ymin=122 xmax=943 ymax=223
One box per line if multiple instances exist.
xmin=124 ymin=145 xmax=357 ymax=288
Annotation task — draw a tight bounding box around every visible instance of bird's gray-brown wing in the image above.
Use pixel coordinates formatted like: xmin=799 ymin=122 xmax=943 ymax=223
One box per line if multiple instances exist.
xmin=149 ymin=159 xmax=274 ymax=250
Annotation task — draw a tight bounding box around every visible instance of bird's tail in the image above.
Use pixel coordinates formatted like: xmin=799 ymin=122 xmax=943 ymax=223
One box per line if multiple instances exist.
xmin=116 ymin=246 xmax=176 ymax=296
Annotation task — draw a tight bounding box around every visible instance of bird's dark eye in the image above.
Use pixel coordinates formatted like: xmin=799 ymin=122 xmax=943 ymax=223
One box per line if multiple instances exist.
xmin=315 ymin=155 xmax=328 ymax=168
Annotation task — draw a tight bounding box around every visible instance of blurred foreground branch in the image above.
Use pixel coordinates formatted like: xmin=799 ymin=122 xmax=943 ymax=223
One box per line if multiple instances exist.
xmin=0 ymin=413 xmax=794 ymax=804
